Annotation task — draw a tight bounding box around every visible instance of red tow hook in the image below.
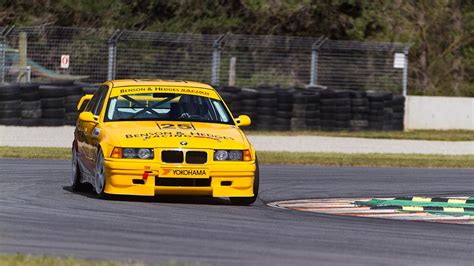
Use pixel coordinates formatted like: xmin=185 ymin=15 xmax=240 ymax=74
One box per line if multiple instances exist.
xmin=142 ymin=171 xmax=152 ymax=180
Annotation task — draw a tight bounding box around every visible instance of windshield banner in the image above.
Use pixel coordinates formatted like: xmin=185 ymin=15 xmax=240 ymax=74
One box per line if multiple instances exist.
xmin=110 ymin=86 xmax=220 ymax=99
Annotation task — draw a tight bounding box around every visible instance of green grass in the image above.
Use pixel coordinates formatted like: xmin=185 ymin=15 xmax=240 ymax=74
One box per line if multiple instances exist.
xmin=244 ymin=130 xmax=474 ymax=141
xmin=0 ymin=254 xmax=143 ymax=266
xmin=257 ymin=151 xmax=474 ymax=168
xmin=0 ymin=254 xmax=186 ymax=266
xmin=0 ymin=147 xmax=472 ymax=168
xmin=0 ymin=146 xmax=71 ymax=160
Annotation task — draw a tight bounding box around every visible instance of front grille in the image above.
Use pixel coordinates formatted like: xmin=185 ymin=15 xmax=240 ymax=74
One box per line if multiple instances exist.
xmin=161 ymin=150 xmax=184 ymax=163
xmin=155 ymin=178 xmax=211 ymax=187
xmin=186 ymin=151 xmax=207 ymax=164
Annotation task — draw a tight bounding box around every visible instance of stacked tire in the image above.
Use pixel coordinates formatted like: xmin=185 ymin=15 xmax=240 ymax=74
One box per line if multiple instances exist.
xmin=320 ymin=90 xmax=351 ymax=131
xmin=64 ymin=85 xmax=84 ymax=125
xmin=349 ymin=90 xmax=369 ymax=131
xmin=274 ymin=89 xmax=293 ymax=131
xmin=382 ymin=92 xmax=394 ymax=131
xmin=20 ymin=83 xmax=42 ymax=126
xmin=392 ymin=95 xmax=405 ymax=130
xmin=256 ymin=88 xmax=277 ymax=130
xmin=0 ymin=84 xmax=21 ymax=126
xmin=239 ymin=88 xmax=259 ymax=130
xmin=304 ymin=90 xmax=321 ymax=130
xmin=367 ymin=92 xmax=385 ymax=130
xmin=39 ymin=83 xmax=67 ymax=126
xmin=291 ymin=91 xmax=307 ymax=130
xmin=219 ymin=86 xmax=242 ymax=118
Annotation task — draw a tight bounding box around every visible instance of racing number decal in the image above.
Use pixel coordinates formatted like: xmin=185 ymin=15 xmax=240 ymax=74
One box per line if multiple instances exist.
xmin=157 ymin=123 xmax=196 ymax=130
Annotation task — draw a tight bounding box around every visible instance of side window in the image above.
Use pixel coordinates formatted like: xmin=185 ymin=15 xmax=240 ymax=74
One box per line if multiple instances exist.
xmin=85 ymin=88 xmax=103 ymax=113
xmin=85 ymin=85 xmax=108 ymax=115
xmin=93 ymin=86 xmax=109 ymax=115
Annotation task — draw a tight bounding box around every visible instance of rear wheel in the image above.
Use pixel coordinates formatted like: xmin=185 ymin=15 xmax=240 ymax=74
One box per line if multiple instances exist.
xmin=94 ymin=149 xmax=109 ymax=198
xmin=230 ymin=160 xmax=259 ymax=205
xmin=71 ymin=148 xmax=88 ymax=191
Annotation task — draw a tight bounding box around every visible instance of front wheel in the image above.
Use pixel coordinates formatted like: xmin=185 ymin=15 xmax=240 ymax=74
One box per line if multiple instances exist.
xmin=230 ymin=160 xmax=259 ymax=205
xmin=71 ymin=148 xmax=88 ymax=192
xmin=94 ymin=149 xmax=108 ymax=199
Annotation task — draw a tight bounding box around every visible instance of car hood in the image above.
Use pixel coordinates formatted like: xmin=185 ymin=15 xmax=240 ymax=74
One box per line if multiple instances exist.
xmin=101 ymin=121 xmax=249 ymax=150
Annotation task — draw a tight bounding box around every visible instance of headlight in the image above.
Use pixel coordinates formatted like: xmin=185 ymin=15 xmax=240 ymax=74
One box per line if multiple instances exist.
xmin=110 ymin=147 xmax=154 ymax=159
xmin=214 ymin=150 xmax=229 ymax=161
xmin=214 ymin=150 xmax=251 ymax=161
xmin=229 ymin=150 xmax=243 ymax=160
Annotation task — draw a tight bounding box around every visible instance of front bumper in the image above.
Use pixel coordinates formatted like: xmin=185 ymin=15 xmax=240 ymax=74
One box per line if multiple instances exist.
xmin=103 ymin=159 xmax=256 ymax=197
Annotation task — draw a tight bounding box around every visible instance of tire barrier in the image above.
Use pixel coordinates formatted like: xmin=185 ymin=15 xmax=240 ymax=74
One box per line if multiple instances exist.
xmin=1 ymin=83 xmax=405 ymax=131
xmin=0 ymin=82 xmax=100 ymax=127
xmin=216 ymin=86 xmax=404 ymax=131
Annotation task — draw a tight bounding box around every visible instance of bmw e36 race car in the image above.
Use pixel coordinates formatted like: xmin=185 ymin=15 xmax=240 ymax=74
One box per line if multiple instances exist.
xmin=71 ymin=79 xmax=258 ymax=205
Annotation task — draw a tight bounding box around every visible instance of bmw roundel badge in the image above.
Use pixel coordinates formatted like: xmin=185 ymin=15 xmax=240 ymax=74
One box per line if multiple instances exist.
xmin=180 ymin=141 xmax=188 ymax=146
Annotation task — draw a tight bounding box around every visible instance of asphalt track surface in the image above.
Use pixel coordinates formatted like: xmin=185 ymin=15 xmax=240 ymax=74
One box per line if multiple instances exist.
xmin=0 ymin=159 xmax=473 ymax=265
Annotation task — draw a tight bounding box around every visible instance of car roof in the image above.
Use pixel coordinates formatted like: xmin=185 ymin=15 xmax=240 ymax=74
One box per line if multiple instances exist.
xmin=108 ymin=79 xmax=215 ymax=90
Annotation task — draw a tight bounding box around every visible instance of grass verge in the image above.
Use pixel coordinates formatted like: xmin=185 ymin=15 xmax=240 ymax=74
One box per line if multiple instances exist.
xmin=0 ymin=146 xmax=472 ymax=168
xmin=0 ymin=254 xmax=145 ymax=266
xmin=258 ymin=151 xmax=474 ymax=168
xmin=245 ymin=129 xmax=474 ymax=141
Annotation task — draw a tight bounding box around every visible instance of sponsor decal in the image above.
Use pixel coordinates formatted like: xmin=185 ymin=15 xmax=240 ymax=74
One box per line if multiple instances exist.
xmin=156 ymin=123 xmax=196 ymax=130
xmin=161 ymin=168 xmax=208 ymax=177
xmin=125 ymin=130 xmax=234 ymax=141
xmin=111 ymin=86 xmax=219 ymax=99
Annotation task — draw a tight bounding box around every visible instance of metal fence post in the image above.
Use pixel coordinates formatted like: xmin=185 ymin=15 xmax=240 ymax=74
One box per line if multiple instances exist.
xmin=107 ymin=30 xmax=123 ymax=81
xmin=309 ymin=37 xmax=326 ymax=87
xmin=0 ymin=26 xmax=14 ymax=84
xmin=402 ymin=47 xmax=409 ymax=96
xmin=211 ymin=34 xmax=227 ymax=86
xmin=0 ymin=35 xmax=5 ymax=84
xmin=309 ymin=48 xmax=318 ymax=86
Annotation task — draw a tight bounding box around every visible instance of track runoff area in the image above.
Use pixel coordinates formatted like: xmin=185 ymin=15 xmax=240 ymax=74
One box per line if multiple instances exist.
xmin=270 ymin=196 xmax=474 ymax=225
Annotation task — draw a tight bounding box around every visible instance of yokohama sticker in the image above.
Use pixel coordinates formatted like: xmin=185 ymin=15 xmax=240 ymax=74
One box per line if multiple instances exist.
xmin=161 ymin=168 xmax=208 ymax=177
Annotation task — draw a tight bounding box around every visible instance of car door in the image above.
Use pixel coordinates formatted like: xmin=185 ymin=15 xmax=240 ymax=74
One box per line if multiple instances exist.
xmin=76 ymin=85 xmax=108 ymax=179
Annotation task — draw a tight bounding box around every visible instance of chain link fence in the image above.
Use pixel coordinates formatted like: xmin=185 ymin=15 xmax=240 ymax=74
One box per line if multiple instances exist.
xmin=0 ymin=26 xmax=409 ymax=94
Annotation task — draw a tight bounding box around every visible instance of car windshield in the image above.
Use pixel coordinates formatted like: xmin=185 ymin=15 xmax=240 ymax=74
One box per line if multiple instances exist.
xmin=105 ymin=93 xmax=233 ymax=124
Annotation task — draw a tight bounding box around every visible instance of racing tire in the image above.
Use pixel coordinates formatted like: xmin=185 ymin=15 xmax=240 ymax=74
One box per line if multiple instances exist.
xmin=20 ymin=100 xmax=41 ymax=110
xmin=21 ymin=109 xmax=42 ymax=119
xmin=21 ymin=92 xmax=41 ymax=101
xmin=39 ymin=85 xmax=66 ymax=98
xmin=41 ymin=97 xmax=65 ymax=108
xmin=71 ymin=148 xmax=89 ymax=192
xmin=94 ymin=149 xmax=109 ymax=199
xmin=257 ymin=107 xmax=276 ymax=115
xmin=0 ymin=110 xmax=21 ymax=118
xmin=0 ymin=118 xmax=19 ymax=126
xmin=258 ymin=90 xmax=277 ymax=99
xmin=277 ymin=103 xmax=293 ymax=112
xmin=66 ymin=95 xmax=83 ymax=104
xmin=241 ymin=99 xmax=258 ymax=106
xmin=65 ymin=103 xmax=78 ymax=112
xmin=0 ymin=100 xmax=21 ymax=110
xmin=230 ymin=159 xmax=259 ymax=205
xmin=20 ymin=119 xmax=42 ymax=127
xmin=42 ymin=108 xmax=66 ymax=118
xmin=258 ymin=98 xmax=277 ymax=107
xmin=351 ymin=98 xmax=368 ymax=106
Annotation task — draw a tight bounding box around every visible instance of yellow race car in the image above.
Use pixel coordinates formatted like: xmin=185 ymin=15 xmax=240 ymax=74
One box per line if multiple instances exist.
xmin=71 ymin=79 xmax=258 ymax=205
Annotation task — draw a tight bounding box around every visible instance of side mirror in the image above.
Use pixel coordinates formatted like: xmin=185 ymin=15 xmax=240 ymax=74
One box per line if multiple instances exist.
xmin=79 ymin=111 xmax=98 ymax=123
xmin=77 ymin=94 xmax=93 ymax=112
xmin=236 ymin=115 xmax=251 ymax=127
